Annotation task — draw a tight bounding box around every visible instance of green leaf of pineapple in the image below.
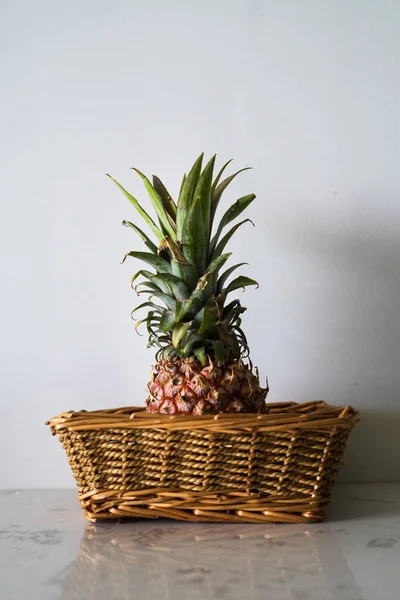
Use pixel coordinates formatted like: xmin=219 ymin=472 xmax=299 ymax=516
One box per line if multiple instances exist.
xmin=193 ymin=154 xmax=215 ymax=239
xmin=217 ymin=263 xmax=247 ymax=293
xmin=135 ymin=313 xmax=161 ymax=336
xmin=176 ymin=153 xmax=203 ymax=239
xmin=131 ymin=301 xmax=163 ymax=319
xmin=193 ymin=346 xmax=207 ymax=366
xmin=150 ymin=272 xmax=190 ymax=301
xmin=172 ymin=322 xmax=192 ymax=348
xmin=130 ymin=269 xmax=154 ymax=288
xmin=148 ymin=275 xmax=176 ymax=295
xmin=152 ymin=175 xmax=177 ymax=219
xmin=136 ymin=288 xmax=177 ymax=312
xmin=210 ymin=194 xmax=256 ymax=253
xmin=233 ymin=324 xmax=248 ymax=346
xmin=211 ymin=158 xmax=233 ymax=197
xmin=175 ymin=289 xmax=206 ymax=321
xmin=223 ymin=276 xmax=259 ymax=296
xmin=178 ymin=173 xmax=187 ymax=198
xmin=210 ymin=340 xmax=229 ymax=363
xmin=132 ymin=168 xmax=176 ymax=238
xmin=197 ymin=306 xmax=218 ymax=334
xmin=160 ymin=236 xmax=192 ymax=266
xmin=180 ymin=332 xmax=203 ymax=357
xmin=121 ymin=251 xmax=172 ymax=274
xmin=161 ymin=345 xmax=176 ymax=359
xmin=159 ymin=309 xmax=176 ymax=333
xmin=229 ymin=331 xmax=241 ymax=359
xmin=205 ymin=252 xmax=231 ymax=278
xmin=211 ymin=219 xmax=254 ymax=260
xmin=171 ymin=260 xmax=198 ymax=292
xmin=106 ymin=174 xmax=163 ymax=241
xmin=134 ymin=280 xmax=163 ymax=293
xmin=122 ymin=221 xmax=158 ymax=254
xmin=222 ymin=299 xmax=241 ymax=316
xmin=210 ymin=167 xmax=252 ymax=224
xmin=180 ymin=192 xmax=204 ymax=272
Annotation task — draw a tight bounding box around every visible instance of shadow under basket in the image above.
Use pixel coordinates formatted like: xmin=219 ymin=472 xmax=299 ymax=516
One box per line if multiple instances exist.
xmin=47 ymin=401 xmax=359 ymax=524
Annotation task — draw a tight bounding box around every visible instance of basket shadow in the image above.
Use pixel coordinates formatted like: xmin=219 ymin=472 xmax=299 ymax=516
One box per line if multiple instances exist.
xmin=328 ymin=481 xmax=400 ymax=522
xmin=338 ymin=408 xmax=400 ymax=485
xmin=272 ymin=214 xmax=400 ymax=484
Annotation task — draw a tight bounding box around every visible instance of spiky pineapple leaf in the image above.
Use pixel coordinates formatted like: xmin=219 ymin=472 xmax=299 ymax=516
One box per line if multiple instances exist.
xmin=233 ymin=324 xmax=248 ymax=346
xmin=210 ymin=194 xmax=256 ymax=253
xmin=174 ymin=255 xmax=227 ymax=321
xmin=211 ymin=158 xmax=233 ymax=197
xmin=136 ymin=288 xmax=177 ymax=312
xmin=159 ymin=309 xmax=176 ymax=333
xmin=223 ymin=276 xmax=259 ymax=296
xmin=172 ymin=322 xmax=192 ymax=347
xmin=210 ymin=167 xmax=252 ymax=224
xmin=160 ymin=345 xmax=176 ymax=359
xmin=198 ymin=306 xmax=218 ymax=334
xmin=174 ymin=300 xmax=187 ymax=322
xmin=229 ymin=331 xmax=241 ymax=358
xmin=132 ymin=168 xmax=176 ymax=238
xmin=122 ymin=221 xmax=158 ymax=254
xmin=211 ymin=219 xmax=254 ymax=260
xmin=193 ymin=346 xmax=207 ymax=365
xmin=130 ymin=269 xmax=154 ymax=288
xmin=222 ymin=299 xmax=241 ymax=316
xmin=180 ymin=191 xmax=204 ymax=272
xmin=178 ymin=173 xmax=187 ymax=198
xmin=170 ymin=260 xmax=198 ymax=292
xmin=146 ymin=311 xmax=161 ymax=338
xmin=180 ymin=155 xmax=216 ymax=273
xmin=134 ymin=280 xmax=163 ymax=293
xmin=180 ymin=332 xmax=203 ymax=356
xmin=150 ymin=273 xmax=190 ymax=301
xmin=135 ymin=313 xmax=161 ymax=336
xmin=205 ymin=252 xmax=231 ymax=278
xmin=122 ymin=251 xmax=172 ymax=274
xmin=218 ymin=193 xmax=256 ymax=229
xmin=131 ymin=301 xmax=163 ymax=319
xmin=106 ymin=175 xmax=163 ymax=241
xmin=193 ymin=154 xmax=215 ymax=236
xmin=222 ymin=303 xmax=246 ymax=329
xmin=152 ymin=175 xmax=176 ymax=219
xmin=175 ymin=288 xmax=206 ymax=322
xmin=176 ymin=153 xmax=203 ymax=239
xmin=160 ymin=236 xmax=192 ymax=266
xmin=165 ymin=211 xmax=178 ymax=236
xmin=211 ymin=340 xmax=229 ymax=363
xmin=148 ymin=275 xmax=176 ymax=295
xmin=217 ymin=263 xmax=247 ymax=293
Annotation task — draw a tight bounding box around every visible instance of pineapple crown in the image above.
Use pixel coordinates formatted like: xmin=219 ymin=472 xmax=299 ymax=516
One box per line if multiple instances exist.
xmin=107 ymin=154 xmax=258 ymax=366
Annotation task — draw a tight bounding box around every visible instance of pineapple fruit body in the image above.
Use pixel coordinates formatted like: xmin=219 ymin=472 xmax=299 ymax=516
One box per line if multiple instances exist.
xmin=147 ymin=357 xmax=267 ymax=415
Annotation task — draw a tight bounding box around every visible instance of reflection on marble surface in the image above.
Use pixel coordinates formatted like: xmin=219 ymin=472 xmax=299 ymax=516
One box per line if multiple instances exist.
xmin=53 ymin=522 xmax=364 ymax=600
xmin=0 ymin=484 xmax=399 ymax=600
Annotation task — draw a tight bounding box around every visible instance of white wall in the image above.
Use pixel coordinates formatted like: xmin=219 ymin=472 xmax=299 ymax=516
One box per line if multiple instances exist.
xmin=1 ymin=0 xmax=399 ymax=487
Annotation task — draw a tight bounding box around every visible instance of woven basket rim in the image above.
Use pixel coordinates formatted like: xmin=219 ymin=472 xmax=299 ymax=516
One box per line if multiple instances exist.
xmin=47 ymin=400 xmax=359 ymax=434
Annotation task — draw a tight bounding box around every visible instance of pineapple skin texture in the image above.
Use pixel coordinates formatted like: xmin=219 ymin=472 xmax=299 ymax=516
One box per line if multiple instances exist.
xmin=146 ymin=357 xmax=268 ymax=415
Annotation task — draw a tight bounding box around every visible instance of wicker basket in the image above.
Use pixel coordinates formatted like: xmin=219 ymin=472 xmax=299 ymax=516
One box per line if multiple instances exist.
xmin=47 ymin=401 xmax=359 ymax=523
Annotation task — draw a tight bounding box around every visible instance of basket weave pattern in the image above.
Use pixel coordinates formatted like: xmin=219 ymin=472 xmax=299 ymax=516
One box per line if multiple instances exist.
xmin=47 ymin=401 xmax=359 ymax=523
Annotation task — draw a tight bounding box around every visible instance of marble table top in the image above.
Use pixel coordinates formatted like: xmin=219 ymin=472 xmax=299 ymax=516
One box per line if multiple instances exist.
xmin=0 ymin=483 xmax=399 ymax=600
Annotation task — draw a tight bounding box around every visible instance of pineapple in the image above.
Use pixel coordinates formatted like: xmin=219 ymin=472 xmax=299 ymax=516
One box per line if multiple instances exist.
xmin=107 ymin=154 xmax=268 ymax=415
